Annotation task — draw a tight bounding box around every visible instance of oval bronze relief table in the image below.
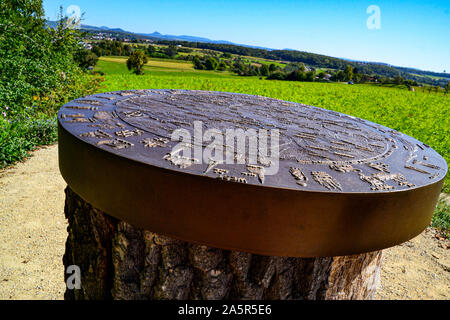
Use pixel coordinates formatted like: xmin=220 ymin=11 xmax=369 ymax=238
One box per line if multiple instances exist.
xmin=59 ymin=89 xmax=447 ymax=300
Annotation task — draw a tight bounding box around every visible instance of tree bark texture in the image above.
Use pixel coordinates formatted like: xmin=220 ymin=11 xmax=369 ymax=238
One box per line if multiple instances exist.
xmin=63 ymin=187 xmax=383 ymax=300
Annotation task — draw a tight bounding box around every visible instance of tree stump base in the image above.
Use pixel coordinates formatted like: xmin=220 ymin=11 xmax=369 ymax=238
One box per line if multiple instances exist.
xmin=63 ymin=187 xmax=383 ymax=300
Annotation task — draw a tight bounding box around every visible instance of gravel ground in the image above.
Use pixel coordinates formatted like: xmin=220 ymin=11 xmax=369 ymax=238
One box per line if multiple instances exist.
xmin=0 ymin=144 xmax=448 ymax=300
xmin=0 ymin=145 xmax=67 ymax=299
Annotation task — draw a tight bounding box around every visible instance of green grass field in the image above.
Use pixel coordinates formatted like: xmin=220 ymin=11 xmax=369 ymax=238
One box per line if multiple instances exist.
xmin=95 ymin=58 xmax=450 ymax=193
xmin=96 ymin=56 xmax=238 ymax=78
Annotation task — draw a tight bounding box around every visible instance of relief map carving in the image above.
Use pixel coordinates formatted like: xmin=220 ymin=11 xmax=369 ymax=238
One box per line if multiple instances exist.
xmin=59 ymin=89 xmax=447 ymax=193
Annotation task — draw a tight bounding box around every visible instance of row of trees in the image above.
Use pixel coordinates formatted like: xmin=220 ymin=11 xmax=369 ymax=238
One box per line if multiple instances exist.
xmin=191 ymin=55 xmax=281 ymax=76
xmin=91 ymin=40 xmax=194 ymax=61
xmin=266 ymin=64 xmax=423 ymax=85
xmin=153 ymin=40 xmax=449 ymax=87
xmin=193 ymin=56 xmax=227 ymax=71
xmin=91 ymin=40 xmax=136 ymax=57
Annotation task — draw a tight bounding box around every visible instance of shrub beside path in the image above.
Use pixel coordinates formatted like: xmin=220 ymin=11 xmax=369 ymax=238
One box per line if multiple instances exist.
xmin=0 ymin=145 xmax=448 ymax=299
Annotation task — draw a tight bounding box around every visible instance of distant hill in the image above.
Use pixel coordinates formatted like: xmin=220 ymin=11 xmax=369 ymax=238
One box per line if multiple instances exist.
xmin=139 ymin=31 xmax=235 ymax=45
xmin=46 ymin=21 xmax=271 ymax=50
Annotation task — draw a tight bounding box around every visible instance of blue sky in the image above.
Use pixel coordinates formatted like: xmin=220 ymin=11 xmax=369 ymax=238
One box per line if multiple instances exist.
xmin=43 ymin=0 xmax=449 ymax=73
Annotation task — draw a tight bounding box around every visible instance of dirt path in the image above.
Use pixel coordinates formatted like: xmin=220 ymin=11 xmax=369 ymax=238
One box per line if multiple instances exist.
xmin=0 ymin=145 xmax=67 ymax=299
xmin=0 ymin=144 xmax=448 ymax=300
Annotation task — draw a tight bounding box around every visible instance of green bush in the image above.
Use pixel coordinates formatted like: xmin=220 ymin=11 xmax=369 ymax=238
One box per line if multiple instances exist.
xmin=1 ymin=1 xmax=79 ymax=116
xmin=0 ymin=0 xmax=102 ymax=168
xmin=0 ymin=112 xmax=57 ymax=167
xmin=74 ymin=49 xmax=99 ymax=70
xmin=127 ymin=50 xmax=148 ymax=75
xmin=432 ymin=198 xmax=450 ymax=238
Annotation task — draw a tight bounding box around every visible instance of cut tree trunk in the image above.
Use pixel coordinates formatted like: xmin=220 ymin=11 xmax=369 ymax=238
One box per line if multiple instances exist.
xmin=63 ymin=187 xmax=383 ymax=300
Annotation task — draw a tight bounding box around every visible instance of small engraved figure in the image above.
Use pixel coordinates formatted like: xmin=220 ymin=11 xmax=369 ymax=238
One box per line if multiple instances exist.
xmin=141 ymin=137 xmax=169 ymax=148
xmin=311 ymin=171 xmax=342 ymax=191
xmin=75 ymin=99 xmax=103 ymax=106
xmin=93 ymin=95 xmax=116 ymax=100
xmin=412 ymin=160 xmax=440 ymax=170
xmin=329 ymin=164 xmax=361 ymax=173
xmin=66 ymin=118 xmax=93 ymax=123
xmin=330 ymin=145 xmax=352 ymax=152
xmin=359 ymin=171 xmax=415 ymax=191
xmin=115 ymin=129 xmax=144 ymax=138
xmin=241 ymin=172 xmax=257 ymax=177
xmin=306 ymin=151 xmax=330 ymax=160
xmin=163 ymin=150 xmax=199 ymax=169
xmin=61 ymin=113 xmax=84 ymax=119
xmin=123 ymin=111 xmax=144 ymax=118
xmin=88 ymin=122 xmax=123 ymax=130
xmin=294 ymin=132 xmax=317 ymax=140
xmin=118 ymin=91 xmax=135 ymax=96
xmin=429 ymin=172 xmax=439 ymax=180
xmin=368 ymin=143 xmax=384 ymax=149
xmin=355 ymin=145 xmax=374 ymax=152
xmin=80 ymin=130 xmax=112 ymax=139
xmin=61 ymin=113 xmax=94 ymax=123
xmin=289 ymin=167 xmax=308 ymax=186
xmin=404 ymin=164 xmax=430 ymax=175
xmin=258 ymin=155 xmax=272 ymax=167
xmin=66 ymin=106 xmax=98 ymax=111
xmin=359 ymin=173 xmax=394 ymax=191
xmin=367 ymin=162 xmax=390 ymax=173
xmin=333 ymin=151 xmax=355 ymax=159
xmin=374 ymin=173 xmax=415 ymax=188
xmin=204 ymin=158 xmax=225 ymax=174
xmin=171 ymin=120 xmax=191 ymax=126
xmin=213 ymin=168 xmax=228 ymax=175
xmin=233 ymin=152 xmax=247 ymax=163
xmin=307 ymin=145 xmax=329 ymax=152
xmin=217 ymin=175 xmax=247 ymax=184
xmin=93 ymin=111 xmax=113 ymax=120
xmin=97 ymin=138 xmax=134 ymax=150
xmin=246 ymin=165 xmax=265 ymax=184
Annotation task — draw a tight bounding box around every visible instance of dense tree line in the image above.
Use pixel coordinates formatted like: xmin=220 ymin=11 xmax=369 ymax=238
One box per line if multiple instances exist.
xmin=91 ymin=41 xmax=193 ymax=61
xmin=154 ymin=40 xmax=448 ymax=86
xmin=91 ymin=40 xmax=136 ymax=57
